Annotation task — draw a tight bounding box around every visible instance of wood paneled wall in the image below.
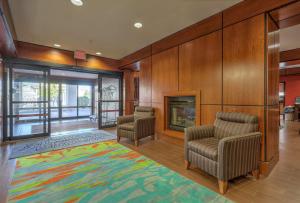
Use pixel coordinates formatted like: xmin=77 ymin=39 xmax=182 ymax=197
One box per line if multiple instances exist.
xmin=122 ymin=12 xmax=280 ymax=175
xmin=16 ymin=41 xmax=120 ymax=71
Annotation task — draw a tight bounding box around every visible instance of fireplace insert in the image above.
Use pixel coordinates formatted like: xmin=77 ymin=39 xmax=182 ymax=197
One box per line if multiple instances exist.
xmin=168 ymin=96 xmax=195 ymax=131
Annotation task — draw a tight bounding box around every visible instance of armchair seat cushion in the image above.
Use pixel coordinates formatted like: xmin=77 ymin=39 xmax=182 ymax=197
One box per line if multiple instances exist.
xmin=118 ymin=122 xmax=135 ymax=131
xmin=188 ymin=137 xmax=219 ymax=161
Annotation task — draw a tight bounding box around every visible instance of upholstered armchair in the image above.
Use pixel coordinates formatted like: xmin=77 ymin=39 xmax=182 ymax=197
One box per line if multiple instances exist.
xmin=184 ymin=112 xmax=261 ymax=194
xmin=117 ymin=106 xmax=155 ymax=146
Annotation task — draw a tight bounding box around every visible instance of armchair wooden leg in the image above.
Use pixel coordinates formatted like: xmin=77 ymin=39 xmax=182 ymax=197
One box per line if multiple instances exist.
xmin=218 ymin=180 xmax=228 ymax=195
xmin=184 ymin=160 xmax=191 ymax=170
xmin=252 ymin=169 xmax=260 ymax=180
xmin=117 ymin=136 xmax=120 ymax=142
xmin=134 ymin=140 xmax=139 ymax=147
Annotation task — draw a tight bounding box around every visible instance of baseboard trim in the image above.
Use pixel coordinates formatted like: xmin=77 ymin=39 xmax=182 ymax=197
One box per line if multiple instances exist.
xmin=260 ymin=152 xmax=279 ymax=176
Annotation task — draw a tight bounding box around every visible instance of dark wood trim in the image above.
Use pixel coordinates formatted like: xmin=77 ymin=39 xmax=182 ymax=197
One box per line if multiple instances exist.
xmin=223 ymin=0 xmax=297 ymax=27
xmin=0 ymin=1 xmax=16 ymax=57
xmin=279 ymin=13 xmax=300 ymax=28
xmin=280 ymin=48 xmax=300 ymax=62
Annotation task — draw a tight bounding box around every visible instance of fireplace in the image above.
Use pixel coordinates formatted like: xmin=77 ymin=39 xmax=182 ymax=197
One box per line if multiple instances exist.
xmin=168 ymin=96 xmax=195 ymax=131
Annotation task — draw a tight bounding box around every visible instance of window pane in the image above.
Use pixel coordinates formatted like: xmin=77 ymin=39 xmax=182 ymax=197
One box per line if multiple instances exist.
xmin=62 ymin=84 xmax=77 ymax=107
xmin=102 ymin=111 xmax=119 ymax=126
xmin=50 ymin=83 xmax=59 ymax=107
xmin=51 ymin=108 xmax=59 ymax=118
xmin=62 ymin=107 xmax=77 ymax=117
xmin=78 ymin=107 xmax=91 ymax=116
xmin=102 ymin=78 xmax=119 ymax=101
xmin=78 ymin=85 xmax=92 ymax=106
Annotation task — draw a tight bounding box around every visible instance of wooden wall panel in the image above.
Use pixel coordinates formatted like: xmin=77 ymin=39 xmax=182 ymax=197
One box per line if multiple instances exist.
xmin=223 ymin=14 xmax=265 ymax=106
xmin=201 ymin=105 xmax=222 ymax=125
xmin=266 ymin=107 xmax=280 ymax=161
xmin=267 ymin=16 xmax=280 ymax=106
xmin=16 ymin=41 xmax=120 ymax=71
xmin=151 ymin=13 xmax=222 ymax=55
xmin=223 ymin=0 xmax=295 ymax=27
xmin=0 ymin=2 xmax=16 ymax=57
xmin=119 ymin=46 xmax=151 ymax=67
xmin=179 ymin=30 xmax=222 ymax=104
xmin=151 ymin=102 xmax=164 ymax=133
xmin=223 ymin=105 xmax=265 ymax=160
xmin=123 ymin=70 xmax=136 ymax=115
xmin=280 ymin=48 xmax=300 ymax=62
xmin=139 ymin=57 xmax=152 ymax=103
xmin=151 ymin=47 xmax=179 ymax=103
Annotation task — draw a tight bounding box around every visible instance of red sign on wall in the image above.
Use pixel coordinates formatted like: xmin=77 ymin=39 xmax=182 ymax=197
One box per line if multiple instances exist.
xmin=74 ymin=50 xmax=86 ymax=60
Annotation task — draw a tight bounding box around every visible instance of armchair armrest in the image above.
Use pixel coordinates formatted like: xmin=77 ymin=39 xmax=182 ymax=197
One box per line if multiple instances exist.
xmin=117 ymin=115 xmax=134 ymax=125
xmin=134 ymin=116 xmax=155 ymax=139
xmin=218 ymin=132 xmax=261 ymax=181
xmin=184 ymin=125 xmax=214 ymax=160
xmin=184 ymin=125 xmax=215 ymax=142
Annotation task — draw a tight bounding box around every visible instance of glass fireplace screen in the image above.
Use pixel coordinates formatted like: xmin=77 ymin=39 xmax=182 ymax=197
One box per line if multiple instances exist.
xmin=168 ymin=96 xmax=195 ymax=131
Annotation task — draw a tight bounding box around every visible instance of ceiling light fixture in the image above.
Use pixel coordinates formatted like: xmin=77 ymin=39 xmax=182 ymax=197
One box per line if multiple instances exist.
xmin=54 ymin=44 xmax=61 ymax=48
xmin=70 ymin=0 xmax=83 ymax=6
xmin=134 ymin=22 xmax=143 ymax=29
xmin=96 ymin=52 xmax=102 ymax=56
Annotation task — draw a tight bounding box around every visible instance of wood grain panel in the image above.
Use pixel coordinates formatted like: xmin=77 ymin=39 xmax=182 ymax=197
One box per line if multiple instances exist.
xmin=120 ymin=45 xmax=151 ymax=68
xmin=123 ymin=70 xmax=135 ymax=102
xmin=279 ymin=14 xmax=300 ymax=28
xmin=223 ymin=0 xmax=295 ymax=27
xmin=0 ymin=3 xmax=16 ymax=57
xmin=267 ymin=16 xmax=280 ymax=106
xmin=270 ymin=0 xmax=300 ymax=21
xmin=16 ymin=41 xmax=119 ymax=71
xmin=280 ymin=48 xmax=300 ymax=62
xmin=223 ymin=105 xmax=265 ymax=160
xmin=266 ymin=106 xmax=280 ymax=161
xmin=139 ymin=57 xmax=152 ymax=103
xmin=152 ymin=13 xmax=222 ymax=55
xmin=223 ymin=14 xmax=265 ymax=106
xmin=179 ymin=31 xmax=222 ymax=104
xmin=77 ymin=55 xmax=120 ymax=71
xmin=124 ymin=101 xmax=135 ymax=115
xmin=200 ymin=105 xmax=222 ymax=125
xmin=151 ymin=47 xmax=179 ymax=103
xmin=151 ymin=102 xmax=164 ymax=133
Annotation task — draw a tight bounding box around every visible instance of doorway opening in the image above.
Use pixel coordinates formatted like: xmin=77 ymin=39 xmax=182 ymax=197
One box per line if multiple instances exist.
xmin=3 ymin=62 xmax=122 ymax=141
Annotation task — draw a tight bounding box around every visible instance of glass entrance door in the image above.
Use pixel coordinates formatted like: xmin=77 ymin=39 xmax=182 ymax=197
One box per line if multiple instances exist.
xmin=98 ymin=76 xmax=122 ymax=128
xmin=5 ymin=65 xmax=50 ymax=140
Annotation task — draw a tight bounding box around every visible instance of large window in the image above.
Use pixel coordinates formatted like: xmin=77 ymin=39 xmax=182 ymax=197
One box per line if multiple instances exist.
xmin=49 ymin=83 xmax=93 ymax=119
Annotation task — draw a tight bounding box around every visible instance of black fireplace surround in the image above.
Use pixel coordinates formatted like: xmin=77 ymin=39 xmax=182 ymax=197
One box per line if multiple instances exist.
xmin=168 ymin=96 xmax=195 ymax=131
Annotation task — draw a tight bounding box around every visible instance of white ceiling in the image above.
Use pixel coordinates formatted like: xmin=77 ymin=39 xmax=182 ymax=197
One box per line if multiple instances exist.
xmin=9 ymin=0 xmax=241 ymax=59
xmin=280 ymin=24 xmax=300 ymax=51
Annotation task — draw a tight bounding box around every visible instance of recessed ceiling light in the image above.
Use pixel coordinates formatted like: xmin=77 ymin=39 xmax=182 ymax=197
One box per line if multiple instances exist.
xmin=96 ymin=52 xmax=102 ymax=56
xmin=134 ymin=22 xmax=143 ymax=29
xmin=54 ymin=44 xmax=61 ymax=48
xmin=70 ymin=0 xmax=83 ymax=6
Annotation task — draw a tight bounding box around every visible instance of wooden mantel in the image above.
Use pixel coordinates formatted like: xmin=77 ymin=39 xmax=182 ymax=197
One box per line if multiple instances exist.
xmin=162 ymin=90 xmax=201 ymax=139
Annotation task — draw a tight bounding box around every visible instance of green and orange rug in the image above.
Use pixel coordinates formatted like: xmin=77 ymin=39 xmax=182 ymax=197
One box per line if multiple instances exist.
xmin=8 ymin=141 xmax=231 ymax=203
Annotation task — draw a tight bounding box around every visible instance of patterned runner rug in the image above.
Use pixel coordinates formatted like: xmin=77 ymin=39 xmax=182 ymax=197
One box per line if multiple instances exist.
xmin=8 ymin=141 xmax=231 ymax=203
xmin=9 ymin=128 xmax=116 ymax=159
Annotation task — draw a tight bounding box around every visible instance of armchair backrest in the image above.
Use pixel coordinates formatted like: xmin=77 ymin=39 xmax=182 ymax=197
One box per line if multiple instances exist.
xmin=214 ymin=112 xmax=259 ymax=139
xmin=134 ymin=106 xmax=154 ymax=120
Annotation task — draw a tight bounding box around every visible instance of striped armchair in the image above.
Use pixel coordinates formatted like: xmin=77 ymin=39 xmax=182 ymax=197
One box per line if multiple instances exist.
xmin=117 ymin=106 xmax=155 ymax=146
xmin=184 ymin=112 xmax=261 ymax=194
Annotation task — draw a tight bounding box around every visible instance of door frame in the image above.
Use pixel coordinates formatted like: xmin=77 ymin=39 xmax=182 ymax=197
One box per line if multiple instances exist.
xmin=98 ymin=74 xmax=123 ymax=129
xmin=3 ymin=63 xmax=51 ymax=141
xmin=3 ymin=57 xmax=123 ymax=141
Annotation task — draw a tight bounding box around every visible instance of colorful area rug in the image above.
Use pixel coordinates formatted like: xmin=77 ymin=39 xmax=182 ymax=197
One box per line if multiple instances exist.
xmin=9 ymin=128 xmax=116 ymax=159
xmin=8 ymin=141 xmax=231 ymax=203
